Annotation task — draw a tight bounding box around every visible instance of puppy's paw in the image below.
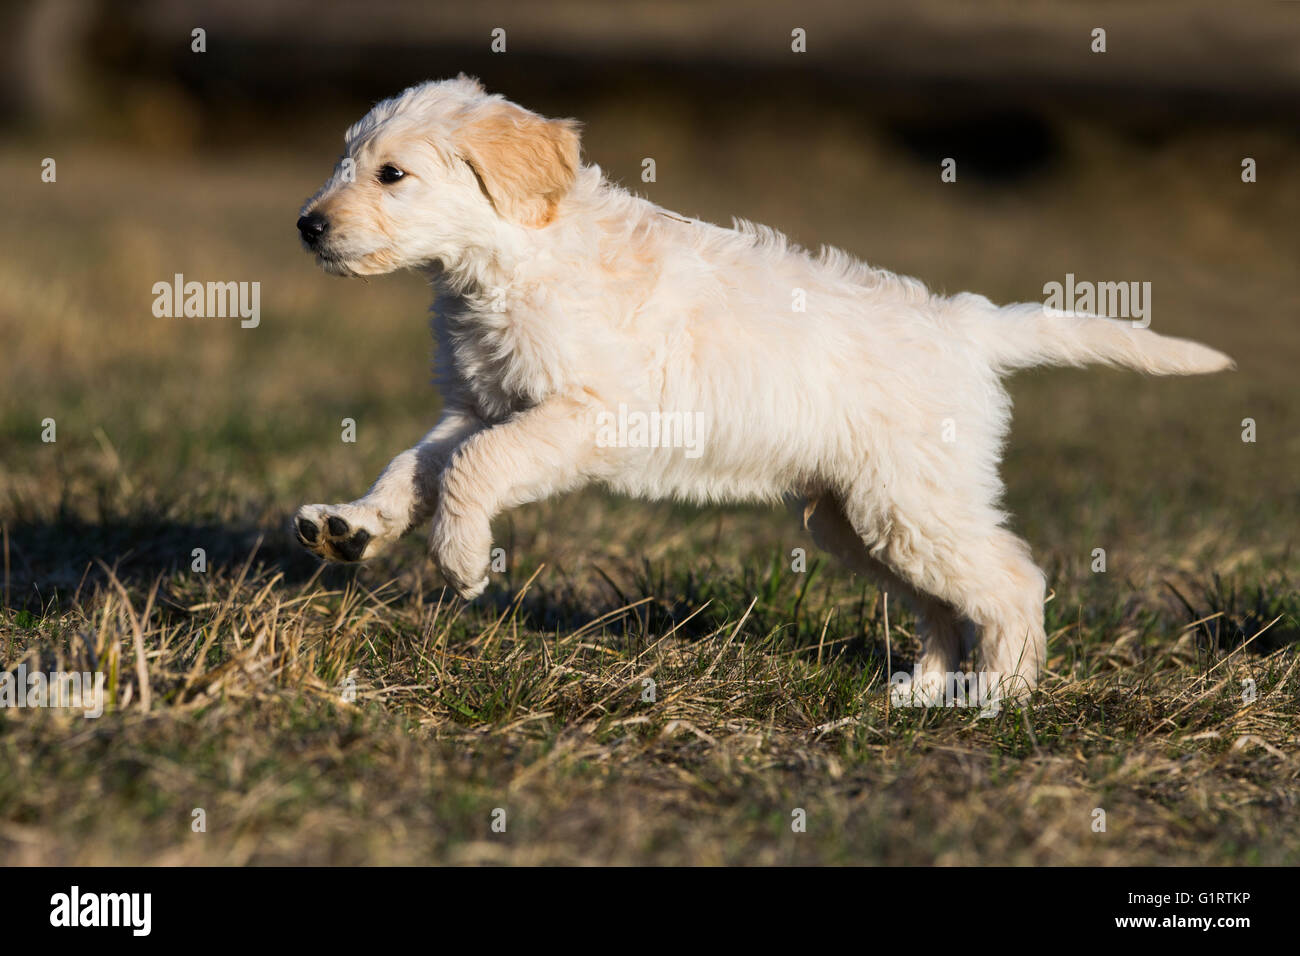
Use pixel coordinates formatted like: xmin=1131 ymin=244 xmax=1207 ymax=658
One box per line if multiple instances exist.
xmin=897 ymin=669 xmax=950 ymax=708
xmin=294 ymin=503 xmax=390 ymax=563
xmin=428 ymin=510 xmax=491 ymax=600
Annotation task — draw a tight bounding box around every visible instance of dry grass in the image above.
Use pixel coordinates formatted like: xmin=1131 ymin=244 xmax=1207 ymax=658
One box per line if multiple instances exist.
xmin=2 ymin=516 xmax=1297 ymax=864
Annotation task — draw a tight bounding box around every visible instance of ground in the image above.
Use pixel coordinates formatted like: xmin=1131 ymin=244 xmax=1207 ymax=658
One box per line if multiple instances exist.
xmin=1 ymin=101 xmax=1297 ymax=864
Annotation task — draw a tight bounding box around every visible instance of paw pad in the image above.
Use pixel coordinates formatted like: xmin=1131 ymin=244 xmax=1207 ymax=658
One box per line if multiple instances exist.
xmin=294 ymin=508 xmax=374 ymax=563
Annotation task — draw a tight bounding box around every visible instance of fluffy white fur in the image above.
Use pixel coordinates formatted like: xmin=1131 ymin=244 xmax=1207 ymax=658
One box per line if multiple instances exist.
xmin=293 ymin=76 xmax=1233 ymax=701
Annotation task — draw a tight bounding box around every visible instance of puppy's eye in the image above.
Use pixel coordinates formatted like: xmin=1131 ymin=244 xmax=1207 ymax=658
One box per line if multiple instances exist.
xmin=377 ymin=164 xmax=406 ymax=184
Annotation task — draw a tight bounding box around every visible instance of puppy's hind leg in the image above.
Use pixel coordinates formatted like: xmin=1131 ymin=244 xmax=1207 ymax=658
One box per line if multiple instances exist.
xmin=802 ymin=494 xmax=963 ymax=704
xmin=838 ymin=486 xmax=1047 ymax=702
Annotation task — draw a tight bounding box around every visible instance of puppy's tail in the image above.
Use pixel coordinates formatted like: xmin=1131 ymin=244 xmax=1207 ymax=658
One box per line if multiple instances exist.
xmin=960 ymin=297 xmax=1234 ymax=376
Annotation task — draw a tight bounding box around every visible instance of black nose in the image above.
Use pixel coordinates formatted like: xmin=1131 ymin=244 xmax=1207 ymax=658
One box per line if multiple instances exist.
xmin=297 ymin=212 xmax=328 ymax=245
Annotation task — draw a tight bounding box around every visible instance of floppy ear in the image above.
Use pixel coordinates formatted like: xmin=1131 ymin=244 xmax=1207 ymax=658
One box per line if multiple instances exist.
xmin=458 ymin=101 xmax=581 ymax=228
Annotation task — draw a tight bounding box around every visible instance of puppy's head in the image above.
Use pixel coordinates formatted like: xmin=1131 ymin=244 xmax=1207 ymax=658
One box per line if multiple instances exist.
xmin=297 ymin=75 xmax=581 ymax=276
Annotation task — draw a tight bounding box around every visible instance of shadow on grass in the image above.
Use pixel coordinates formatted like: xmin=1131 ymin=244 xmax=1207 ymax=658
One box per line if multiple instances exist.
xmin=0 ymin=513 xmax=354 ymax=611
xmin=500 ymin=552 xmax=898 ymax=672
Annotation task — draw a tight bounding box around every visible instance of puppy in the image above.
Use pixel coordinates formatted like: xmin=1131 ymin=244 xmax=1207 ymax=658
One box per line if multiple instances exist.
xmin=293 ymin=76 xmax=1231 ymax=701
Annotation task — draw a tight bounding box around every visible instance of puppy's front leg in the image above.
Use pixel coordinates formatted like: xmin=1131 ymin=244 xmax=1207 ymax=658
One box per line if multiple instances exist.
xmin=429 ymin=393 xmax=597 ymax=599
xmin=295 ymin=407 xmax=482 ymax=562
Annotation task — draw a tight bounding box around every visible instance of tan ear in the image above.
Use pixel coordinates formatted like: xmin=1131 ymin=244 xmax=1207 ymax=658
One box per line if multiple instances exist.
xmin=458 ymin=102 xmax=580 ymax=228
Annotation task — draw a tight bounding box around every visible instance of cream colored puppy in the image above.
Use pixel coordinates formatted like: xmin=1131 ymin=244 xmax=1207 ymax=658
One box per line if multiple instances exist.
xmin=293 ymin=76 xmax=1231 ymax=700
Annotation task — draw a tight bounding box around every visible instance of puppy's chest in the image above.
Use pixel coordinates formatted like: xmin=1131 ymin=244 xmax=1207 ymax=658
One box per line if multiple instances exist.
xmin=451 ymin=335 xmax=530 ymax=419
xmin=434 ymin=302 xmax=569 ymax=421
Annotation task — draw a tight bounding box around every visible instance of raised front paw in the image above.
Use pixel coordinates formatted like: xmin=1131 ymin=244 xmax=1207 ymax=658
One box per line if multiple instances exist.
xmin=294 ymin=503 xmax=389 ymax=563
xmin=427 ymin=508 xmax=491 ymax=600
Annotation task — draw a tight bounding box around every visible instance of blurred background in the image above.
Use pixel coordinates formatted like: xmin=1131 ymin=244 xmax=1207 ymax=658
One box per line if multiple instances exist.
xmin=1 ymin=0 xmax=1297 ymax=599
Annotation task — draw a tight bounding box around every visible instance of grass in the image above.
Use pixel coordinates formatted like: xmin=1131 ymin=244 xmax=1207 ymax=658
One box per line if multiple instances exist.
xmin=2 ymin=522 xmax=1296 ymax=865
xmin=1 ymin=93 xmax=1297 ymax=864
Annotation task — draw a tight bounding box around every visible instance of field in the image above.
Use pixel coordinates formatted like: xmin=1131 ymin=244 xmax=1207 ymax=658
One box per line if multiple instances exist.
xmin=1 ymin=89 xmax=1298 ymax=864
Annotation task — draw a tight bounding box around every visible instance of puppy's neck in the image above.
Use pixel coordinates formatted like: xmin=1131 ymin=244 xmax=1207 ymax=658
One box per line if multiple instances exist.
xmin=424 ymin=226 xmax=531 ymax=301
